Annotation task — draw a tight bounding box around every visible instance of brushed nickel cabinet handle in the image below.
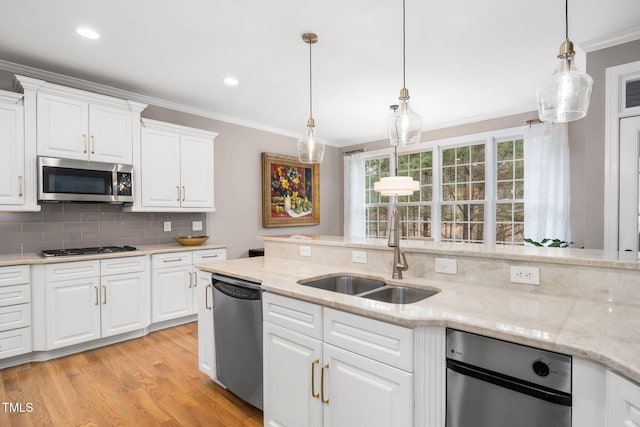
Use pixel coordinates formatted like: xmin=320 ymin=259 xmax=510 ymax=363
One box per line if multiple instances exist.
xmin=205 ymin=284 xmax=212 ymax=310
xmin=182 ymin=186 xmax=186 ymax=202
xmin=162 ymin=258 xmax=182 ymax=263
xmin=188 ymin=272 xmax=193 ymax=288
xmin=201 ymin=254 xmax=219 ymax=259
xmin=311 ymin=358 xmax=320 ymax=398
xmin=193 ymin=271 xmax=198 ymax=287
xmin=102 ymin=285 xmax=107 ymax=304
xmin=321 ymin=362 xmax=329 ymax=404
xmin=177 ymin=185 xmax=180 ymax=201
xmin=94 ymin=286 xmax=99 ymax=305
xmin=91 ymin=135 xmax=95 ymax=154
xmin=83 ymin=134 xmax=87 ymax=153
xmin=18 ymin=176 xmax=23 ymax=197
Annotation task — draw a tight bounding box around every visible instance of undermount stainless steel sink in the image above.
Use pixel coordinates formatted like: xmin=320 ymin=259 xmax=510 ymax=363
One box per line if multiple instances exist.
xmin=360 ymin=286 xmax=439 ymax=304
xmin=299 ymin=275 xmax=387 ymax=295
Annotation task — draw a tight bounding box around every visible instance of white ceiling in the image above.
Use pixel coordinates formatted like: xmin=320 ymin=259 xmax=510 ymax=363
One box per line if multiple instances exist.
xmin=0 ymin=0 xmax=639 ymax=147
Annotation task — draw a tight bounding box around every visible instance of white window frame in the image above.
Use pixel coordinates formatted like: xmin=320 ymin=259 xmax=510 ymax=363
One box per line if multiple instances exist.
xmin=360 ymin=125 xmax=527 ymax=245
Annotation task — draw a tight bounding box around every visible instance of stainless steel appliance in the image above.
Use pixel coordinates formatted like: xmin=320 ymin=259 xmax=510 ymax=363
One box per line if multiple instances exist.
xmin=38 ymin=156 xmax=134 ymax=203
xmin=39 ymin=245 xmax=137 ymax=258
xmin=446 ymin=328 xmax=572 ymax=427
xmin=212 ymin=274 xmax=263 ymax=410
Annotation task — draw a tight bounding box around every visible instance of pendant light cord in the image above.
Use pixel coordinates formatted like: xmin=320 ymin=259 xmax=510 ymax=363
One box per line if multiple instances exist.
xmin=309 ymin=39 xmax=313 ymax=120
xmin=402 ymin=0 xmax=406 ymax=89
xmin=565 ymin=0 xmax=569 ymax=39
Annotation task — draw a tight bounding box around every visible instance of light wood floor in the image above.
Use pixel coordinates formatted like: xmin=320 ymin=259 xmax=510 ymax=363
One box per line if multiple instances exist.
xmin=0 ymin=322 xmax=263 ymax=426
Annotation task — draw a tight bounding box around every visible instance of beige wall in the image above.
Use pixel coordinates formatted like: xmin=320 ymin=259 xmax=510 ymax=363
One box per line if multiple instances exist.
xmin=142 ymin=106 xmax=342 ymax=259
xmin=570 ymin=39 xmax=640 ymax=249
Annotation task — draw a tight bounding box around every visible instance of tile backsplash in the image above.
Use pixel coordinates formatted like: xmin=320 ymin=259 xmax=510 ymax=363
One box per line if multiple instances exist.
xmin=0 ymin=204 xmax=206 ymax=255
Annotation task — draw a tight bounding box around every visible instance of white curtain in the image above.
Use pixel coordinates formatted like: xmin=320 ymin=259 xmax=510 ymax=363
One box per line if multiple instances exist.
xmin=343 ymin=152 xmax=366 ymax=237
xmin=524 ymin=122 xmax=571 ymax=244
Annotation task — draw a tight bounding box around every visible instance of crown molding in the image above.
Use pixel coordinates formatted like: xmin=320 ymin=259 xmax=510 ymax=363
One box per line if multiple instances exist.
xmin=0 ymin=59 xmax=339 ymax=145
xmin=581 ymin=28 xmax=640 ymax=53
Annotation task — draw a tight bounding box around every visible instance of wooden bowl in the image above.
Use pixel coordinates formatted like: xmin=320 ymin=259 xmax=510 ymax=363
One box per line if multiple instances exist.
xmin=175 ymin=236 xmax=209 ymax=246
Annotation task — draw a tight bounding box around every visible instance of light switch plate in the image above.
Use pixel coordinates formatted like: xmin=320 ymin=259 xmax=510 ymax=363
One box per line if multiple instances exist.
xmin=192 ymin=221 xmax=203 ymax=231
xmin=352 ymin=250 xmax=368 ymax=264
xmin=163 ymin=221 xmax=171 ymax=232
xmin=435 ymin=258 xmax=457 ymax=275
xmin=299 ymin=245 xmax=311 ymax=257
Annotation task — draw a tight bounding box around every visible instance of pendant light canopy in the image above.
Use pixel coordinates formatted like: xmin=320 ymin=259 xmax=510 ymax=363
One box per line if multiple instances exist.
xmin=387 ymin=0 xmax=422 ymax=146
xmin=536 ymin=0 xmax=593 ymax=123
xmin=298 ymin=33 xmax=325 ymax=164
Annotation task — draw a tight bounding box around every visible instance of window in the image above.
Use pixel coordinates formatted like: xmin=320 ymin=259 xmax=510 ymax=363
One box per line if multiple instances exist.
xmin=361 ymin=130 xmax=526 ymax=245
xmin=441 ymin=143 xmax=485 ymax=243
xmin=495 ymin=138 xmax=525 ymax=244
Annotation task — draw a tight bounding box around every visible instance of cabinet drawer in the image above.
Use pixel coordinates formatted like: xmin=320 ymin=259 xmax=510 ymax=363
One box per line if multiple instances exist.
xmin=263 ymin=292 xmax=322 ymax=340
xmin=0 ymin=284 xmax=31 ymax=307
xmin=101 ymin=256 xmax=146 ymax=276
xmin=193 ymin=249 xmax=227 ymax=264
xmin=0 ymin=304 xmax=31 ymax=332
xmin=45 ymin=260 xmax=100 ymax=282
xmin=0 ymin=265 xmax=30 ymax=287
xmin=324 ymin=307 xmax=413 ymax=371
xmin=0 ymin=327 xmax=31 ymax=359
xmin=152 ymin=252 xmax=192 ymax=269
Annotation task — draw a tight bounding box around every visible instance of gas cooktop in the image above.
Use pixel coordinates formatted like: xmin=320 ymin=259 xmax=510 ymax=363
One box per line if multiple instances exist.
xmin=39 ymin=246 xmax=137 ymax=258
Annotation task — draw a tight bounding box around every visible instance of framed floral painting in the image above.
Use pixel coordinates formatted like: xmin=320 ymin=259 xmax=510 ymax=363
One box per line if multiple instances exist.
xmin=262 ymin=153 xmax=320 ymax=227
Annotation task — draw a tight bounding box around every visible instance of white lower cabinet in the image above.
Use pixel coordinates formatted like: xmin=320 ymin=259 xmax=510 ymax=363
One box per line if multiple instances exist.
xmin=263 ymin=292 xmax=414 ymax=427
xmin=44 ymin=257 xmax=149 ymax=350
xmin=197 ymin=271 xmax=216 ymax=379
xmin=607 ymin=370 xmax=640 ymax=426
xmin=0 ymin=265 xmax=32 ymax=359
xmin=152 ymin=248 xmax=226 ymax=323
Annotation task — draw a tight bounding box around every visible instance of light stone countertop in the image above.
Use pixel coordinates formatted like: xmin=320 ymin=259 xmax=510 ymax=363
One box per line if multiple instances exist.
xmin=196 ymin=256 xmax=640 ymax=385
xmin=0 ymin=243 xmax=227 ymax=267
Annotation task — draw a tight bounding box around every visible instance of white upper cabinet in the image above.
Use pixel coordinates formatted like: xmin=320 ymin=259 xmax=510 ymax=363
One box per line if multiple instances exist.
xmin=33 ymin=80 xmax=146 ymax=164
xmin=0 ymin=91 xmax=26 ymax=208
xmin=135 ymin=118 xmax=218 ymax=212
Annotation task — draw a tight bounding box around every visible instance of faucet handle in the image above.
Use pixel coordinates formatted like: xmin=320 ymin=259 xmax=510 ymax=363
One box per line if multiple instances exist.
xmin=396 ymin=252 xmax=409 ymax=271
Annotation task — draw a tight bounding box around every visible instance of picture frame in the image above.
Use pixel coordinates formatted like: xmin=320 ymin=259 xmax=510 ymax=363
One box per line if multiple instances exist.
xmin=262 ymin=152 xmax=320 ymax=227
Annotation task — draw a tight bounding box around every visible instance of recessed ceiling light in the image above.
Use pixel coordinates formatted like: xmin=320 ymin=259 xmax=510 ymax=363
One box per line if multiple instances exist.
xmin=76 ymin=27 xmax=100 ymax=40
xmin=224 ymin=77 xmax=239 ymax=86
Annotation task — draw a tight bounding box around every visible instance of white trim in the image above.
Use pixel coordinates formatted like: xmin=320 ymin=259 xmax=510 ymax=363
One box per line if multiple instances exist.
xmin=604 ymin=60 xmax=640 ymax=251
xmin=141 ymin=118 xmax=218 ymax=139
xmin=0 ymin=59 xmax=331 ymax=145
xmin=582 ymin=28 xmax=640 ymax=53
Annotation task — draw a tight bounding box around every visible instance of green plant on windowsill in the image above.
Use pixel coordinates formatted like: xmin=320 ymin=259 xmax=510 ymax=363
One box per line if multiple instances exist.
xmin=524 ymin=238 xmax=573 ymax=248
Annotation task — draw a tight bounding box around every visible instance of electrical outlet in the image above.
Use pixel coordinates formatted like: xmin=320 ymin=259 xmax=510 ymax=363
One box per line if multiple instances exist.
xmin=510 ymin=266 xmax=540 ymax=285
xmin=351 ymin=250 xmax=368 ymax=264
xmin=163 ymin=221 xmax=172 ymax=232
xmin=192 ymin=221 xmax=203 ymax=231
xmin=299 ymin=245 xmax=311 ymax=257
xmin=435 ymin=258 xmax=457 ymax=275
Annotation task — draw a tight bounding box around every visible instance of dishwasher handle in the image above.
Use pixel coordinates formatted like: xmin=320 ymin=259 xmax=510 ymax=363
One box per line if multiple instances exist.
xmin=213 ymin=277 xmax=262 ymax=300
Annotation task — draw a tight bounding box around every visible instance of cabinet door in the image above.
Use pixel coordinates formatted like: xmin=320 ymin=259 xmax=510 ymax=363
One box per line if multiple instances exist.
xmin=101 ymin=272 xmax=149 ymax=338
xmin=322 ymin=343 xmax=413 ymax=427
xmin=141 ymin=127 xmax=181 ymax=207
xmin=197 ymin=271 xmax=215 ymax=378
xmin=151 ymin=266 xmax=193 ymax=322
xmin=180 ymin=135 xmax=214 ymax=208
xmin=264 ymin=322 xmax=323 ymax=427
xmin=89 ymin=104 xmax=132 ymax=164
xmin=45 ymin=277 xmax=101 ymax=349
xmin=37 ymin=93 xmax=89 ymax=160
xmin=0 ymin=100 xmax=24 ymax=206
xmin=607 ymin=371 xmax=640 ymax=426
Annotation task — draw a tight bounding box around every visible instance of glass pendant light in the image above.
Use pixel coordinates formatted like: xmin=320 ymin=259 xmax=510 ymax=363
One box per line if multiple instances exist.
xmin=537 ymin=0 xmax=593 ymax=123
xmin=387 ymin=0 xmax=422 ymax=146
xmin=298 ymin=33 xmax=325 ymax=164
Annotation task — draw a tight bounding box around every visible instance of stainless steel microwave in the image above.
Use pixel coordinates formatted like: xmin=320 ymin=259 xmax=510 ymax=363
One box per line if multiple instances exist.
xmin=38 ymin=156 xmax=134 ymax=203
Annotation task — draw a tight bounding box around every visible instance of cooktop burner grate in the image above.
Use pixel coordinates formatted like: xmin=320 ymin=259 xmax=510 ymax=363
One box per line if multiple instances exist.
xmin=39 ymin=246 xmax=137 ymax=257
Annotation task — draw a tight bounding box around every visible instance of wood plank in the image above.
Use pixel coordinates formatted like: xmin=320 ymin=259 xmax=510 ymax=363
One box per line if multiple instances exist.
xmin=0 ymin=322 xmax=263 ymax=426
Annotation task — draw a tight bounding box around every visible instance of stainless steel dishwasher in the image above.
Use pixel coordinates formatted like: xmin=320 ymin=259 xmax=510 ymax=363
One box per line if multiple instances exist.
xmin=446 ymin=328 xmax=572 ymax=427
xmin=212 ymin=274 xmax=263 ymax=410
